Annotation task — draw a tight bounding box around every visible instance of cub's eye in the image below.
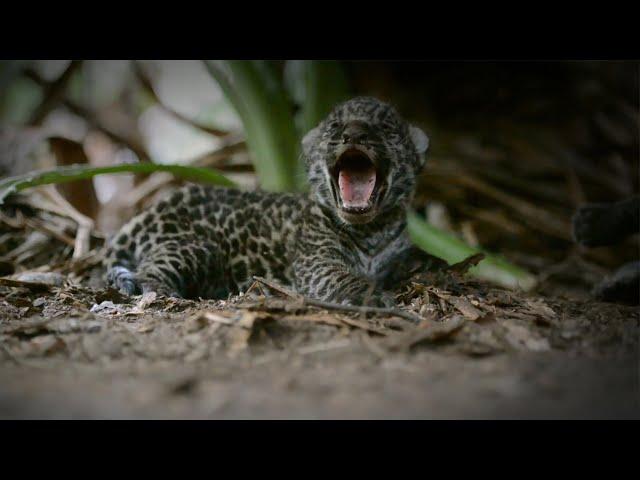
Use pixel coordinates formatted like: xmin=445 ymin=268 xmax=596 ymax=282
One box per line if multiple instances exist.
xmin=327 ymin=121 xmax=341 ymax=131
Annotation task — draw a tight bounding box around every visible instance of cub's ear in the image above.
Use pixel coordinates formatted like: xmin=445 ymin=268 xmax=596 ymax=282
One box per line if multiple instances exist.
xmin=410 ymin=125 xmax=429 ymax=155
xmin=301 ymin=126 xmax=321 ymax=157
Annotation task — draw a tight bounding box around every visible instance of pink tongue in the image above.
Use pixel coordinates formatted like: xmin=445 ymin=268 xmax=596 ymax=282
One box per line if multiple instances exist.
xmin=338 ymin=166 xmax=377 ymax=209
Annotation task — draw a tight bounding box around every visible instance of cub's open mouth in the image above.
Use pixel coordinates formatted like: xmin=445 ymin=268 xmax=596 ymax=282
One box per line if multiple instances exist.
xmin=330 ymin=148 xmax=381 ymax=214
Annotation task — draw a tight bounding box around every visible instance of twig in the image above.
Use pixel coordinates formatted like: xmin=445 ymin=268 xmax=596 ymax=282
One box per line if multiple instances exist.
xmin=191 ymin=138 xmax=247 ymax=168
xmin=41 ymin=185 xmax=94 ymax=259
xmin=23 ymin=217 xmax=76 ymax=247
xmin=279 ymin=313 xmax=392 ymax=335
xmin=200 ymin=311 xmax=236 ymax=325
xmin=244 ymin=279 xmax=267 ymax=297
xmin=0 ymin=209 xmax=24 ymax=229
xmin=252 ymin=276 xmax=423 ymax=324
xmin=110 ymin=171 xmax=174 ymax=210
xmin=252 ymin=275 xmax=301 ymax=299
xmin=0 ymin=277 xmax=54 ymax=292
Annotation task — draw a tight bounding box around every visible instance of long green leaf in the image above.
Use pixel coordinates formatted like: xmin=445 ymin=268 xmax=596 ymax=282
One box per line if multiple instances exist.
xmin=0 ymin=163 xmax=236 ymax=205
xmin=408 ymin=211 xmax=537 ymax=291
xmin=203 ymin=60 xmax=301 ymax=192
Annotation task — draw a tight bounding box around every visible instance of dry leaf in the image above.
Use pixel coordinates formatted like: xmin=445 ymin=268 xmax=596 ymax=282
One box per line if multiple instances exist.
xmin=447 ymin=253 xmax=486 ymax=275
xmin=186 ymin=311 xmax=234 ymax=332
xmin=136 ymin=291 xmax=158 ymax=310
xmin=385 ymin=315 xmax=467 ymax=350
xmin=448 ymin=296 xmax=482 ymax=320
xmin=227 ymin=311 xmax=271 ymax=357
xmin=524 ymin=299 xmax=557 ymax=325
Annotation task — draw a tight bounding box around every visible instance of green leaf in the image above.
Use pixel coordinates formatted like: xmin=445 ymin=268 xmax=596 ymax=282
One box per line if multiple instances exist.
xmin=0 ymin=163 xmax=236 ymax=205
xmin=203 ymin=60 xmax=302 ymax=192
xmin=408 ymin=211 xmax=537 ymax=291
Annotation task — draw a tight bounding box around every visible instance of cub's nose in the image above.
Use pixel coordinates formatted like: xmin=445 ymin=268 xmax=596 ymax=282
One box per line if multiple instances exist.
xmin=342 ymin=121 xmax=370 ymax=144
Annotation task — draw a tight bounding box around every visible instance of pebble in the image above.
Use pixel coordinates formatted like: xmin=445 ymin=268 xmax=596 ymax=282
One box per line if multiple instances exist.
xmin=33 ymin=297 xmax=47 ymax=307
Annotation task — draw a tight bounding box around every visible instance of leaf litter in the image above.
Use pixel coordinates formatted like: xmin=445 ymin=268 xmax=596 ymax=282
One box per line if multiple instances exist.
xmin=0 ymin=204 xmax=638 ymax=418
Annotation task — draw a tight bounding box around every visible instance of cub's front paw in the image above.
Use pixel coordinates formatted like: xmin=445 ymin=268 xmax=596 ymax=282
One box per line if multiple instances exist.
xmin=358 ymin=290 xmax=396 ymax=308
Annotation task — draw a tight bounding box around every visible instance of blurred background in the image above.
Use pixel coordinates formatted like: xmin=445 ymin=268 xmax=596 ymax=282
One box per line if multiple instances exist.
xmin=0 ymin=60 xmax=638 ymax=298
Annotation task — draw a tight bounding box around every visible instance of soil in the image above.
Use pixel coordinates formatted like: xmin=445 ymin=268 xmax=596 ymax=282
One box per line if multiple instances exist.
xmin=1 ymin=270 xmax=638 ymax=419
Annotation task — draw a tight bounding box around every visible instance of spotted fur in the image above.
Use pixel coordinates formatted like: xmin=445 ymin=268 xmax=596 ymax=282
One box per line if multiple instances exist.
xmin=103 ymin=97 xmax=447 ymax=306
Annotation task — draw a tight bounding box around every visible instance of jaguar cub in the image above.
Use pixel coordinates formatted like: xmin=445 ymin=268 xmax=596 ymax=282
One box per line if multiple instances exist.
xmin=104 ymin=97 xmax=447 ymax=306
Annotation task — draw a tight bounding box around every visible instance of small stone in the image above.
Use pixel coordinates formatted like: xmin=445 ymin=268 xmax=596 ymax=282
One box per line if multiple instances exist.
xmin=33 ymin=297 xmax=47 ymax=307
xmin=89 ymin=301 xmax=126 ymax=315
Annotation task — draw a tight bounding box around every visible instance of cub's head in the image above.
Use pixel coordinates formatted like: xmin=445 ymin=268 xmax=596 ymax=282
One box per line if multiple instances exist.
xmin=302 ymin=97 xmax=429 ymax=224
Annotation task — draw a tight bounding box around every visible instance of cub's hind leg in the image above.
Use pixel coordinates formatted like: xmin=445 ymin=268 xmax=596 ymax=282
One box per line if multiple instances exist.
xmin=135 ymin=238 xmax=231 ymax=299
xmin=104 ymin=233 xmax=141 ymax=295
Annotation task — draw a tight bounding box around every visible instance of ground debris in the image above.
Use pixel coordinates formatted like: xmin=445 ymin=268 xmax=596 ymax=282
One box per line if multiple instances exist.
xmin=0 ymin=277 xmax=56 ymax=292
xmin=1 ymin=316 xmax=55 ymax=336
xmin=498 ymin=319 xmax=551 ymax=352
xmin=94 ymin=287 xmax=131 ymax=305
xmin=522 ymin=299 xmax=557 ymax=325
xmin=383 ymin=315 xmax=468 ymax=351
xmin=226 ymin=311 xmax=273 ymax=357
xmin=1 ymin=313 xmax=102 ymax=337
xmin=23 ymin=335 xmax=68 ymax=357
xmin=90 ymin=300 xmax=128 ymax=316
xmin=448 ymin=296 xmax=483 ymax=320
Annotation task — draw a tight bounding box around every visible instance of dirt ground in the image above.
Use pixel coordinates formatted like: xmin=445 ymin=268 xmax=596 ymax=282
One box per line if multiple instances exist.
xmin=1 ymin=267 xmax=637 ymax=419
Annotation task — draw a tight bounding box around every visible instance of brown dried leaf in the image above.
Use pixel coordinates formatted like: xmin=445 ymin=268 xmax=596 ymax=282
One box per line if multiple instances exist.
xmin=448 ymin=296 xmax=482 ymax=320
xmin=336 ymin=316 xmax=392 ymax=336
xmin=523 ymin=299 xmax=557 ymax=325
xmin=94 ymin=287 xmax=131 ymax=305
xmin=0 ymin=277 xmax=54 ymax=292
xmin=447 ymin=253 xmax=486 ymax=275
xmin=280 ymin=313 xmax=344 ymax=328
xmin=426 ymin=286 xmax=453 ymax=300
xmin=187 ymin=311 xmax=235 ymax=332
xmin=385 ymin=315 xmax=467 ymax=351
xmin=227 ymin=311 xmax=272 ymax=357
xmin=486 ymin=291 xmax=516 ymax=307
xmin=137 ymin=291 xmax=158 ymax=310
